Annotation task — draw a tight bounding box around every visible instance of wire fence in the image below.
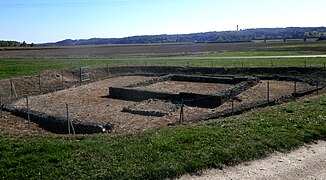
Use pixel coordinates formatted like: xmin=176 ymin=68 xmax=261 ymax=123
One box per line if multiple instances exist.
xmin=1 ymin=65 xmax=326 ymax=134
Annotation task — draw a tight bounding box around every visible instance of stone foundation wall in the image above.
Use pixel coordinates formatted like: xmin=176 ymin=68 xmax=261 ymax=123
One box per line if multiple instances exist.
xmin=109 ymin=75 xmax=259 ymax=108
xmin=5 ymin=102 xmax=113 ymax=134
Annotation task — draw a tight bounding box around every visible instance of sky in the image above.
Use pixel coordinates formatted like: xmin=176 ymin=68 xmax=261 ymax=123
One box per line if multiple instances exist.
xmin=0 ymin=0 xmax=325 ymax=43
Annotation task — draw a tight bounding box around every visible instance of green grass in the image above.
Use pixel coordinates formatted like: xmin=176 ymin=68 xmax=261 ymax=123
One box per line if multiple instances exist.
xmin=264 ymin=41 xmax=326 ymax=52
xmin=1 ymin=95 xmax=325 ymax=179
xmin=0 ymin=59 xmax=109 ymax=79
xmin=199 ymin=50 xmax=324 ymax=57
xmin=1 ymin=57 xmax=326 ymax=79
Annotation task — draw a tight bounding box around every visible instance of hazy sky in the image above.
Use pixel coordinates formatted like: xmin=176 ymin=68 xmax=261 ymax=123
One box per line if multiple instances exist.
xmin=1 ymin=0 xmax=325 ymax=43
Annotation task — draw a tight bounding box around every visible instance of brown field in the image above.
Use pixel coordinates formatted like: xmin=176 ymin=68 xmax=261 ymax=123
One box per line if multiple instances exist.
xmin=1 ymin=41 xmax=323 ymax=59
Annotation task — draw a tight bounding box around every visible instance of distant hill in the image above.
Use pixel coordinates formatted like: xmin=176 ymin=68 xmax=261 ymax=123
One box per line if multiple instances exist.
xmin=40 ymin=27 xmax=326 ymax=46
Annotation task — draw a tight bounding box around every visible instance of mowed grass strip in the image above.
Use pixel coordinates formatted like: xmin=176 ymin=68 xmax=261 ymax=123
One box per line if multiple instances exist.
xmin=0 ymin=95 xmax=325 ymax=179
xmin=1 ymin=57 xmax=326 ymax=79
xmin=199 ymin=50 xmax=325 ymax=57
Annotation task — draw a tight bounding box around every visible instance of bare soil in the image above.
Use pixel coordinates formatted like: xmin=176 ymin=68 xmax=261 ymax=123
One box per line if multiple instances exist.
xmin=1 ymin=41 xmax=321 ymax=59
xmin=0 ymin=111 xmax=50 ymax=135
xmin=134 ymin=80 xmax=232 ymax=94
xmin=12 ymin=75 xmax=314 ymax=133
xmin=182 ymin=80 xmax=313 ymax=120
xmin=179 ymin=140 xmax=326 ymax=180
xmin=0 ymin=42 xmax=268 ymax=59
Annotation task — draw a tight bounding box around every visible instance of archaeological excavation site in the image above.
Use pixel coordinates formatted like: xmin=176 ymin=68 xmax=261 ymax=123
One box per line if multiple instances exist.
xmin=1 ymin=66 xmax=324 ymax=134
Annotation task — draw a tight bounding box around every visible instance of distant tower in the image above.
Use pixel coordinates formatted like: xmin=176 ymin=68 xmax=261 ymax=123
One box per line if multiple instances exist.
xmin=237 ymin=25 xmax=239 ymax=31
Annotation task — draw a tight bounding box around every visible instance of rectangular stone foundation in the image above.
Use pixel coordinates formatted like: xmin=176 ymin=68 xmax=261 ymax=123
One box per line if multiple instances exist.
xmin=109 ymin=75 xmax=259 ymax=108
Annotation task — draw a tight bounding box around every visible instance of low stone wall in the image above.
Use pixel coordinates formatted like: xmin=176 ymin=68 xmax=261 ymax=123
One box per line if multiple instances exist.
xmin=217 ymin=77 xmax=260 ymax=103
xmin=125 ymin=75 xmax=171 ymax=88
xmin=122 ymin=99 xmax=177 ymax=117
xmin=187 ymin=86 xmax=322 ymax=123
xmin=109 ymin=87 xmax=177 ymax=102
xmin=170 ymin=75 xmax=248 ymax=84
xmin=109 ymin=75 xmax=259 ymax=108
xmin=122 ymin=108 xmax=168 ymax=117
xmin=5 ymin=100 xmax=113 ymax=134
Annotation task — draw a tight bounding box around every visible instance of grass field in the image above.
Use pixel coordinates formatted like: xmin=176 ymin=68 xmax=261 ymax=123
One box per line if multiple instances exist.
xmin=1 ymin=41 xmax=326 ymax=79
xmin=0 ymin=95 xmax=325 ymax=179
xmin=1 ymin=57 xmax=326 ymax=79
xmin=199 ymin=50 xmax=325 ymax=57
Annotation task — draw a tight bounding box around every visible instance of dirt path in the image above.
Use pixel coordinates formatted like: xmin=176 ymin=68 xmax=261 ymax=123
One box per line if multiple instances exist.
xmin=179 ymin=140 xmax=326 ymax=180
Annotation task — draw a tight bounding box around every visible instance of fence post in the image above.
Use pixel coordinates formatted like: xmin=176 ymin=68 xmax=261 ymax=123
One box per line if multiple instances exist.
xmin=293 ymin=80 xmax=297 ymax=101
xmin=65 ymin=102 xmax=75 ymax=135
xmin=0 ymin=94 xmax=2 ymax=119
xmin=66 ymin=102 xmax=70 ymax=134
xmin=271 ymin=60 xmax=274 ymax=68
xmin=70 ymin=120 xmax=75 ymax=135
xmin=79 ymin=67 xmax=83 ymax=83
xmin=267 ymin=81 xmax=270 ymax=103
xmin=241 ymin=61 xmax=244 ymax=69
xmin=324 ymin=62 xmax=326 ymax=80
xmin=10 ymin=78 xmax=17 ymax=98
xmin=304 ymin=60 xmax=307 ymax=73
xmin=61 ymin=70 xmax=64 ymax=88
xmin=179 ymin=98 xmax=184 ymax=124
xmin=106 ymin=62 xmax=111 ymax=77
xmin=231 ymin=97 xmax=234 ymax=116
xmin=38 ymin=73 xmax=42 ymax=93
xmin=26 ymin=96 xmax=31 ymax=128
xmin=316 ymin=74 xmax=319 ymax=95
xmin=10 ymin=78 xmax=13 ymax=96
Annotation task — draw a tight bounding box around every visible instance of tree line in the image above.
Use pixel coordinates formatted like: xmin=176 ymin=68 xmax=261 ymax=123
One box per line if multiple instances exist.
xmin=44 ymin=27 xmax=326 ymax=46
xmin=4 ymin=27 xmax=326 ymax=47
xmin=0 ymin=40 xmax=34 ymax=47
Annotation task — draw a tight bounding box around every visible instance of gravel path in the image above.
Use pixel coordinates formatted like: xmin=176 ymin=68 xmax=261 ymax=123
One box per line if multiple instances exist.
xmin=179 ymin=140 xmax=326 ymax=180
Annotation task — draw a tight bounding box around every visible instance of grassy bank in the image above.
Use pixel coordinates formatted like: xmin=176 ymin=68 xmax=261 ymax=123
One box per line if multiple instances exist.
xmin=1 ymin=57 xmax=326 ymax=79
xmin=1 ymin=94 xmax=325 ymax=179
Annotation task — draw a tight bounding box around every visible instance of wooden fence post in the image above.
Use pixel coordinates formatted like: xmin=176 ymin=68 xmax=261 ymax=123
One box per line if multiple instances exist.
xmin=179 ymin=99 xmax=184 ymax=124
xmin=79 ymin=67 xmax=83 ymax=83
xmin=38 ymin=73 xmax=42 ymax=93
xmin=231 ymin=97 xmax=234 ymax=116
xmin=66 ymin=103 xmax=70 ymax=134
xmin=293 ymin=80 xmax=297 ymax=101
xmin=316 ymin=74 xmax=319 ymax=95
xmin=26 ymin=96 xmax=30 ymax=127
xmin=107 ymin=64 xmax=112 ymax=77
xmin=0 ymin=94 xmax=2 ymax=119
xmin=10 ymin=79 xmax=17 ymax=98
xmin=267 ymin=81 xmax=270 ymax=103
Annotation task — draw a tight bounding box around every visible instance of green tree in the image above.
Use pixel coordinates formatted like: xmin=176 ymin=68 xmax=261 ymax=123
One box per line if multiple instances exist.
xmin=21 ymin=41 xmax=27 ymax=47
